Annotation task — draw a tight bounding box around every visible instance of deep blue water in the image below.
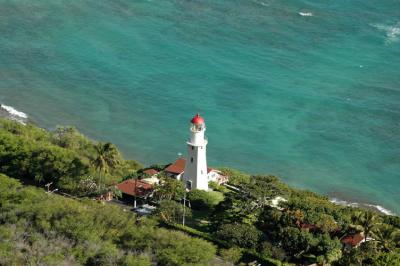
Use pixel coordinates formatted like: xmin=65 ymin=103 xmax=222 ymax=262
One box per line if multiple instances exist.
xmin=0 ymin=0 xmax=399 ymax=214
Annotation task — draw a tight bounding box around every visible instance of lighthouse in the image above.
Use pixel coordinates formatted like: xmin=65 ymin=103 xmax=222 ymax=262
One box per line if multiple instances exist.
xmin=183 ymin=114 xmax=209 ymax=191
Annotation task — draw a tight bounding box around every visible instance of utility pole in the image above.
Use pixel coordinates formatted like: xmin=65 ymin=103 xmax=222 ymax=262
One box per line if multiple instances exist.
xmin=182 ymin=192 xmax=186 ymax=226
xmin=182 ymin=192 xmax=191 ymax=227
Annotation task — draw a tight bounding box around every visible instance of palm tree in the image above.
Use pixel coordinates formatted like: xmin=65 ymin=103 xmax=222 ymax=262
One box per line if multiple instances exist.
xmin=91 ymin=142 xmax=121 ymax=189
xmin=354 ymin=212 xmax=380 ymax=242
xmin=374 ymin=224 xmax=400 ymax=252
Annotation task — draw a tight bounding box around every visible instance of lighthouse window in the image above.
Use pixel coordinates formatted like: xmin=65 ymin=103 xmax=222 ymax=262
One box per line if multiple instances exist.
xmin=191 ymin=157 xmax=193 ymax=163
xmin=201 ymin=170 xmax=203 ymax=175
xmin=191 ymin=146 xmax=194 ymax=150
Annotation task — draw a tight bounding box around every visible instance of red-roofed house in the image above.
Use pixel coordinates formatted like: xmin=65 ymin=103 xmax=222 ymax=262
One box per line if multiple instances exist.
xmin=143 ymin=168 xmax=159 ymax=177
xmin=165 ymin=158 xmax=186 ymax=180
xmin=117 ymin=179 xmax=154 ymax=208
xmin=300 ymin=223 xmax=318 ymax=231
xmin=117 ymin=179 xmax=153 ymax=197
xmin=207 ymin=168 xmax=229 ymax=184
xmin=341 ymin=232 xmax=365 ymax=248
xmin=165 ymin=158 xmax=228 ymax=185
xmin=141 ymin=169 xmax=160 ymax=185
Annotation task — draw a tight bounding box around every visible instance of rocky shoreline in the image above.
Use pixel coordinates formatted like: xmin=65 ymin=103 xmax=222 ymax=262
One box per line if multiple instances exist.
xmin=0 ymin=103 xmax=395 ymax=216
xmin=0 ymin=104 xmax=28 ymax=125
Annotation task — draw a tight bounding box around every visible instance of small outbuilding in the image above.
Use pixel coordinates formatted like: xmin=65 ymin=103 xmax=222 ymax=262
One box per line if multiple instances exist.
xmin=117 ymin=179 xmax=154 ymax=207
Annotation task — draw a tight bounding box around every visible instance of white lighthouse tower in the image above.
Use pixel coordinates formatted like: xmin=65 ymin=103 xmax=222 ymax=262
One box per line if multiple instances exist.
xmin=183 ymin=114 xmax=209 ymax=191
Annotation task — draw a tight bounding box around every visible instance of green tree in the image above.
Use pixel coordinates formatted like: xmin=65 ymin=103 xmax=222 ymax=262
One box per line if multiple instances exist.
xmin=314 ymin=234 xmax=342 ymax=264
xmin=279 ymin=227 xmax=318 ymax=258
xmin=153 ymin=229 xmax=216 ymax=266
xmin=153 ymin=175 xmax=184 ymax=201
xmin=354 ymin=211 xmax=381 ymax=242
xmin=0 ymin=174 xmax=217 ymax=265
xmin=91 ymin=142 xmax=121 ymax=189
xmin=121 ymin=253 xmax=151 ymax=266
xmin=371 ymin=251 xmax=400 ymax=266
xmin=156 ymin=200 xmax=191 ymax=224
xmin=219 ymin=167 xmax=251 ymax=186
xmin=216 ymin=223 xmax=262 ymax=249
xmin=374 ymin=224 xmax=400 ymax=252
xmin=219 ymin=247 xmax=243 ymax=264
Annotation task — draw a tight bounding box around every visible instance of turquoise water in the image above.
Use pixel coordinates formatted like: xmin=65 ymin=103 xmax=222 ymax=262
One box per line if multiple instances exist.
xmin=0 ymin=0 xmax=399 ymax=214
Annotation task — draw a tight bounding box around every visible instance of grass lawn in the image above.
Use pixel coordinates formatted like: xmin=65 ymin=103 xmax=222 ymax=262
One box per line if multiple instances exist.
xmin=185 ymin=209 xmax=212 ymax=231
xmin=185 ymin=190 xmax=224 ymax=232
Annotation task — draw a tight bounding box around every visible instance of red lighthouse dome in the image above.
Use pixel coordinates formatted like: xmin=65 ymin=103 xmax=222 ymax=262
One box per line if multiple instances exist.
xmin=191 ymin=113 xmax=205 ymax=124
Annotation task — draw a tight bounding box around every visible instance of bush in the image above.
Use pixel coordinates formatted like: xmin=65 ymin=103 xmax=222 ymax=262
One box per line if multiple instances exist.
xmin=153 ymin=229 xmax=216 ymax=266
xmin=261 ymin=241 xmax=289 ymax=262
xmin=216 ymin=223 xmax=262 ymax=249
xmin=187 ymin=189 xmax=224 ymax=210
xmin=219 ymin=167 xmax=251 ymax=186
xmin=156 ymin=200 xmax=191 ymax=224
xmin=209 ymin=181 xmax=230 ymax=193
xmin=121 ymin=253 xmax=151 ymax=266
xmin=0 ymin=119 xmax=141 ymax=194
xmin=0 ymin=174 xmax=216 ymax=265
xmin=220 ymin=247 xmax=243 ymax=264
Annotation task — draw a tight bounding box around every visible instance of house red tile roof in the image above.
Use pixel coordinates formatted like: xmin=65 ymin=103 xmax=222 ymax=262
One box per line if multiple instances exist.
xmin=117 ymin=179 xmax=153 ymax=197
xmin=143 ymin=168 xmax=159 ymax=176
xmin=300 ymin=223 xmax=317 ymax=230
xmin=165 ymin=158 xmax=186 ymax=174
xmin=341 ymin=233 xmax=364 ymax=247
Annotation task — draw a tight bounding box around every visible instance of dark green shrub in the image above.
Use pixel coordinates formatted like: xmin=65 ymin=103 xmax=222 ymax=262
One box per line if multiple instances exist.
xmin=220 ymin=247 xmax=243 ymax=264
xmin=216 ymin=223 xmax=262 ymax=249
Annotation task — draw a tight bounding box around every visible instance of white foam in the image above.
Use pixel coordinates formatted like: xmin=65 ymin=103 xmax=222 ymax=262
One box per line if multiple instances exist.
xmin=330 ymin=198 xmax=359 ymax=208
xmin=1 ymin=104 xmax=28 ymax=119
xmin=252 ymin=0 xmax=269 ymax=7
xmin=0 ymin=104 xmax=28 ymax=125
xmin=330 ymin=198 xmax=396 ymax=216
xmin=365 ymin=204 xmax=395 ymax=216
xmin=299 ymin=12 xmax=313 ymax=17
xmin=371 ymin=22 xmax=400 ymax=44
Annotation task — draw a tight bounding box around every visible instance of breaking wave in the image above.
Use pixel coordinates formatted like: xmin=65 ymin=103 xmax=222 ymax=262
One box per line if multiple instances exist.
xmin=330 ymin=198 xmax=395 ymax=216
xmin=365 ymin=204 xmax=396 ymax=216
xmin=0 ymin=104 xmax=28 ymax=125
xmin=299 ymin=12 xmax=313 ymax=17
xmin=371 ymin=22 xmax=400 ymax=44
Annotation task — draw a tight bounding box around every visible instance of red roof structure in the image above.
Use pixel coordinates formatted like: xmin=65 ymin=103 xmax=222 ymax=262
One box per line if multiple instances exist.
xmin=143 ymin=169 xmax=159 ymax=176
xmin=207 ymin=167 xmax=215 ymax=174
xmin=165 ymin=158 xmax=186 ymax=174
xmin=117 ymin=179 xmax=153 ymax=197
xmin=191 ymin=113 xmax=205 ymax=124
xmin=300 ymin=223 xmax=318 ymax=231
xmin=341 ymin=233 xmax=364 ymax=247
xmin=165 ymin=158 xmax=220 ymax=176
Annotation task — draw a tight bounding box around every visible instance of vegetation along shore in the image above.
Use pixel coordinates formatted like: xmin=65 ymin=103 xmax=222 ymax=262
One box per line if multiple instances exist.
xmin=0 ymin=110 xmax=399 ymax=265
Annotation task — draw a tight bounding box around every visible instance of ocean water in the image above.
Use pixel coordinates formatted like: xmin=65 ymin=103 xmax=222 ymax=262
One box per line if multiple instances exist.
xmin=0 ymin=0 xmax=399 ymax=214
